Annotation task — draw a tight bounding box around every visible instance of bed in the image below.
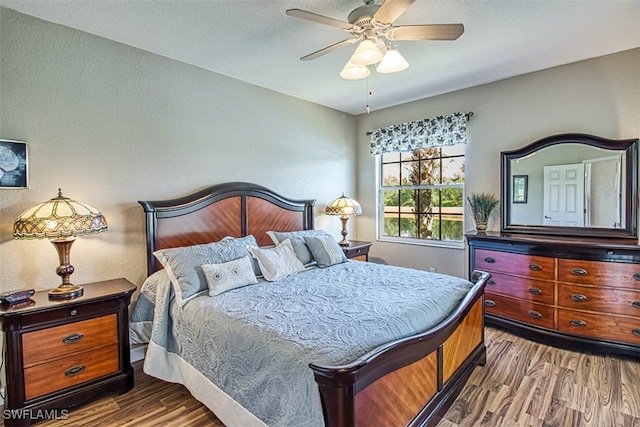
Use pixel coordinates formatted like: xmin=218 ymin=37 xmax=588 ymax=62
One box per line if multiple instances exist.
xmin=131 ymin=182 xmax=489 ymax=427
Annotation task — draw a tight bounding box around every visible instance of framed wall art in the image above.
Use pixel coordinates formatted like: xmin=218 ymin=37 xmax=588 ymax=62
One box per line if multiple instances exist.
xmin=512 ymin=175 xmax=528 ymax=204
xmin=0 ymin=139 xmax=28 ymax=189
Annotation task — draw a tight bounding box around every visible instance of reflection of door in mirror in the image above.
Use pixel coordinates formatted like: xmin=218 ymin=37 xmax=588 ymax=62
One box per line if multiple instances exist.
xmin=543 ymin=164 xmax=584 ymax=226
xmin=585 ymin=154 xmax=623 ymax=228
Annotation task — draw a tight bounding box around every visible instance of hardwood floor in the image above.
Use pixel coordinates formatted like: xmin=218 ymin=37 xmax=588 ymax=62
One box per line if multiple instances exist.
xmin=5 ymin=327 xmax=639 ymax=426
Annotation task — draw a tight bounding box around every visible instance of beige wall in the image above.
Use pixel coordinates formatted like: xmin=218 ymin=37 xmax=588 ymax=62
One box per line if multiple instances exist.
xmin=0 ymin=9 xmax=357 ymax=292
xmin=356 ymin=48 xmax=640 ymax=277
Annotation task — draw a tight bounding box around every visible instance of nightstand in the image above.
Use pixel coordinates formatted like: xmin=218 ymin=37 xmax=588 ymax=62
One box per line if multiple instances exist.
xmin=341 ymin=240 xmax=372 ymax=261
xmin=0 ymin=278 xmax=136 ymax=427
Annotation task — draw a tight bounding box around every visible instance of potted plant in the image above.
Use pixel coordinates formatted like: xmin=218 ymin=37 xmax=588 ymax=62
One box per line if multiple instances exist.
xmin=467 ymin=192 xmax=500 ymax=232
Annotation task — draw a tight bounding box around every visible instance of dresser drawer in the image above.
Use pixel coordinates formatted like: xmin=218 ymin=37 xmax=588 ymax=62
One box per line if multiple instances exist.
xmin=22 ymin=314 xmax=118 ymax=367
xmin=557 ymin=309 xmax=640 ymax=346
xmin=558 ymin=284 xmax=640 ymax=317
xmin=484 ymin=272 xmax=554 ymax=305
xmin=484 ymin=293 xmax=554 ymax=329
xmin=24 ymin=343 xmax=120 ymax=401
xmin=558 ymin=259 xmax=640 ymax=289
xmin=475 ymin=249 xmax=554 ymax=280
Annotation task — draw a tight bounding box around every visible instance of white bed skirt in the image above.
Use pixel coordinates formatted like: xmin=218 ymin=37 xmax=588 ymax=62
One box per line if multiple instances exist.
xmin=143 ymin=341 xmax=267 ymax=427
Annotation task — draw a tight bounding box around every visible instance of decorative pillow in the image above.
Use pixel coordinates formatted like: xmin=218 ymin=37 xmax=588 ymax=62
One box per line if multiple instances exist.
xmin=153 ymin=235 xmax=259 ymax=307
xmin=303 ymin=235 xmax=348 ymax=268
xmin=203 ymin=256 xmax=258 ymax=296
xmin=247 ymin=239 xmax=305 ymax=282
xmin=266 ymin=229 xmax=331 ymax=265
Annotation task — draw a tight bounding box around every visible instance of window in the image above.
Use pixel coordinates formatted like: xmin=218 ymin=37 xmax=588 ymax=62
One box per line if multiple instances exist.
xmin=378 ymin=144 xmax=465 ymax=244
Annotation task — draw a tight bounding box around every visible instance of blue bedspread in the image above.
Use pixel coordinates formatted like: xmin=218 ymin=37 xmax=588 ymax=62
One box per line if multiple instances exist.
xmin=130 ymin=260 xmax=473 ymax=426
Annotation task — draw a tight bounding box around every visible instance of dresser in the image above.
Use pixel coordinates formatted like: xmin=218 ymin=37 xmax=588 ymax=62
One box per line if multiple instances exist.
xmin=466 ymin=232 xmax=640 ymax=357
xmin=0 ymin=279 xmax=135 ymax=426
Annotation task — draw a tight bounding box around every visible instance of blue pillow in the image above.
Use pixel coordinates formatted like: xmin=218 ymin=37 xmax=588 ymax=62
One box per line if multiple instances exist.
xmin=303 ymin=235 xmax=347 ymax=268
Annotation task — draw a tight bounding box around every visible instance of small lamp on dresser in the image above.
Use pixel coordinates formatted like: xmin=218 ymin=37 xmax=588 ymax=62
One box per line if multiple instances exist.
xmin=13 ymin=188 xmax=108 ymax=299
xmin=325 ymin=193 xmax=362 ymax=246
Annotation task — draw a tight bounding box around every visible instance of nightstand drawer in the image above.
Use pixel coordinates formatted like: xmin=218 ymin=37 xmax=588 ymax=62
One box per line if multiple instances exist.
xmin=23 ymin=314 xmax=118 ymax=367
xmin=24 ymin=343 xmax=120 ymax=400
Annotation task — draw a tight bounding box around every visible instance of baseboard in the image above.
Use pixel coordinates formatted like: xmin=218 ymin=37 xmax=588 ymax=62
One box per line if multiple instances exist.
xmin=131 ymin=344 xmax=147 ymax=363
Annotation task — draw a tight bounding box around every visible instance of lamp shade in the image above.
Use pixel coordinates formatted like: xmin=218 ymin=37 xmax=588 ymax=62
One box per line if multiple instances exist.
xmin=376 ymin=48 xmax=409 ymax=74
xmin=339 ymin=60 xmax=371 ymax=80
xmin=13 ymin=189 xmax=107 ymax=299
xmin=13 ymin=189 xmax=107 ymax=240
xmin=325 ymin=193 xmax=362 ymax=217
xmin=350 ymin=39 xmax=384 ymax=66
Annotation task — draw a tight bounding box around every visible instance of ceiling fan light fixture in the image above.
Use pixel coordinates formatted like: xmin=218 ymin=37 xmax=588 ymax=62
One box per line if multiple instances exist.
xmin=340 ymin=60 xmax=371 ymax=80
xmin=350 ymin=39 xmax=384 ymax=65
xmin=376 ymin=47 xmax=409 ymax=73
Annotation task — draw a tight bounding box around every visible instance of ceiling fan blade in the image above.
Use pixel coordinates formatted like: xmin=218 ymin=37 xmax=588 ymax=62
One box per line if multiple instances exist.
xmin=373 ymin=0 xmax=415 ymax=25
xmin=386 ymin=24 xmax=465 ymax=41
xmin=286 ymin=9 xmax=356 ymax=31
xmin=300 ymin=38 xmax=359 ymax=61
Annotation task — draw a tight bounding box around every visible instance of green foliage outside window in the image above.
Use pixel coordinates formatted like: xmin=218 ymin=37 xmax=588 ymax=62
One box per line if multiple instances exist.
xmin=380 ymin=147 xmax=465 ymax=242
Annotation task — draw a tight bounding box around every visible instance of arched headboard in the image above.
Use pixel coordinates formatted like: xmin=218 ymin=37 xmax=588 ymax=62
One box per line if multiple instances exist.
xmin=139 ymin=182 xmax=316 ymax=275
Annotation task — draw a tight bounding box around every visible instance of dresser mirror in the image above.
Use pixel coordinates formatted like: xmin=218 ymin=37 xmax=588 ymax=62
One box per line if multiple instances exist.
xmin=501 ymin=133 xmax=638 ymax=238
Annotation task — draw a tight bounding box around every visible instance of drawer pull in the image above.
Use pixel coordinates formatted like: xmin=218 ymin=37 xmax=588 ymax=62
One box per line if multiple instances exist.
xmin=634 ymin=274 xmax=640 ymax=281
xmin=62 ymin=333 xmax=84 ymax=345
xmin=570 ymin=294 xmax=589 ymax=302
xmin=484 ymin=299 xmax=496 ymax=307
xmin=487 ymin=280 xmax=496 ymax=286
xmin=70 ymin=308 xmax=78 ymax=316
xmin=64 ymin=365 xmax=86 ymax=377
xmin=633 ymin=301 xmax=640 ymax=309
xmin=632 ymin=329 xmax=640 ymax=337
xmin=528 ymin=310 xmax=542 ymax=319
xmin=529 ymin=264 xmax=543 ymax=271
xmin=570 ymin=268 xmax=588 ymax=276
xmin=570 ymin=319 xmax=587 ymax=327
xmin=528 ymin=287 xmax=543 ymax=296
xmin=484 ymin=257 xmax=496 ymax=264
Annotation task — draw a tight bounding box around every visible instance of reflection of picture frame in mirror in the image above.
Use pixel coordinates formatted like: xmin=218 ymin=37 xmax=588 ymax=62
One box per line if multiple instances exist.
xmin=512 ymin=175 xmax=528 ymax=204
xmin=0 ymin=139 xmax=28 ymax=189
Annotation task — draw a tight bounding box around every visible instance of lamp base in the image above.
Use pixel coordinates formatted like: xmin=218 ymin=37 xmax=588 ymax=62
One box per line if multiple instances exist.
xmin=48 ymin=284 xmax=84 ymax=300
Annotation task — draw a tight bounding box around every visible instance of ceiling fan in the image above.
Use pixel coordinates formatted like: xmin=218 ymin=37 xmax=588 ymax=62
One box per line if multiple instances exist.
xmin=286 ymin=0 xmax=464 ymax=79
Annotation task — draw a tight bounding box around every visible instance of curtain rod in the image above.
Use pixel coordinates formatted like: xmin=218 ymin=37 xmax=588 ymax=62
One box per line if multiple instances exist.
xmin=365 ymin=111 xmax=474 ymax=136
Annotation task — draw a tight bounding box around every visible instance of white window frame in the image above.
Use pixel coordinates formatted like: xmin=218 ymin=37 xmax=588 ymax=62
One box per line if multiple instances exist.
xmin=375 ymin=152 xmax=465 ymax=250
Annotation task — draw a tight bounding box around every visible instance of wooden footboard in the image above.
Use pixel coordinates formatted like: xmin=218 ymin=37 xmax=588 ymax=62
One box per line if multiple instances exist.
xmin=310 ymin=270 xmax=490 ymax=427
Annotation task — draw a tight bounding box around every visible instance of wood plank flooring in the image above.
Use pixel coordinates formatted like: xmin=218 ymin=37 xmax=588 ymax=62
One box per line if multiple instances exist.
xmin=4 ymin=327 xmax=639 ymax=426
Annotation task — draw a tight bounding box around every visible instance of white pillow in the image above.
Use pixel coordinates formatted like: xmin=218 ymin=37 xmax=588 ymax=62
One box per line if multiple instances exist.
xmin=266 ymin=229 xmax=331 ymax=265
xmin=247 ymin=239 xmax=305 ymax=282
xmin=202 ymin=256 xmax=258 ymax=296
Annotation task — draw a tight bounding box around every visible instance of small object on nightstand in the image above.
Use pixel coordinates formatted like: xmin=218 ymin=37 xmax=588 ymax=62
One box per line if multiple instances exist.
xmin=0 ymin=288 xmax=35 ymax=305
xmin=342 ymin=240 xmax=372 ymax=261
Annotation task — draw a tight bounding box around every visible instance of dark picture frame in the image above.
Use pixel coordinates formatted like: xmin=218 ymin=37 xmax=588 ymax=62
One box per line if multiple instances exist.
xmin=512 ymin=175 xmax=528 ymax=204
xmin=0 ymin=139 xmax=28 ymax=189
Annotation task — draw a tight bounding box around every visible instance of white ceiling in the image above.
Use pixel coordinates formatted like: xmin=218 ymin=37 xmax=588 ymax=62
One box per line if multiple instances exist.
xmin=2 ymin=0 xmax=639 ymax=115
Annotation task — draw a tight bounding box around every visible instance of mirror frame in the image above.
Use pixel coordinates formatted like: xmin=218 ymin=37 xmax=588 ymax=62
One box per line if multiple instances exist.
xmin=501 ymin=133 xmax=638 ymax=239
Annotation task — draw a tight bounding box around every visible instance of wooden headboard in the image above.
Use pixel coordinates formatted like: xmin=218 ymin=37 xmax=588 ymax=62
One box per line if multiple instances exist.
xmin=139 ymin=182 xmax=316 ymax=275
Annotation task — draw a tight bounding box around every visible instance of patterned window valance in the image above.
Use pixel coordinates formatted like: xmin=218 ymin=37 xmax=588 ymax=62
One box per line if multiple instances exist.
xmin=368 ymin=111 xmax=471 ymax=155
